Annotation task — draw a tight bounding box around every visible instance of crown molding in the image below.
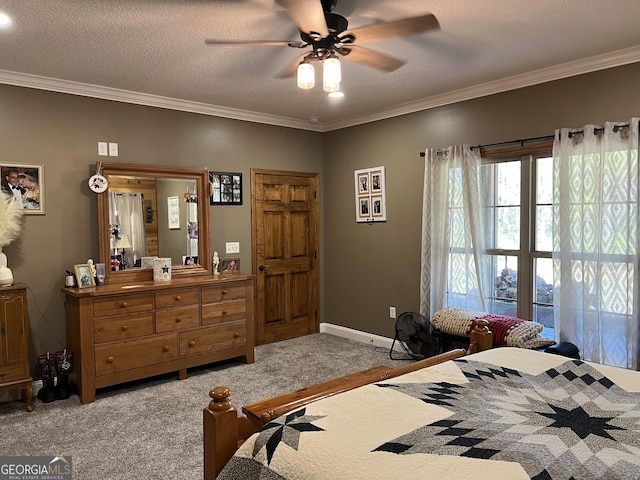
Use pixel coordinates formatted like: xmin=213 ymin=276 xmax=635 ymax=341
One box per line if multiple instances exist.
xmin=0 ymin=45 xmax=638 ymax=133
xmin=320 ymin=45 xmax=640 ymax=132
xmin=0 ymin=69 xmax=323 ymax=132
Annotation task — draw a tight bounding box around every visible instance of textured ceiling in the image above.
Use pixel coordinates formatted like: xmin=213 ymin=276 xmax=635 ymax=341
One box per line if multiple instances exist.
xmin=0 ymin=0 xmax=639 ymax=131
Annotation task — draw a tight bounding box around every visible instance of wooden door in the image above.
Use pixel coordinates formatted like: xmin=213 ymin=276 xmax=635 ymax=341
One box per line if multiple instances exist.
xmin=252 ymin=169 xmax=319 ymax=345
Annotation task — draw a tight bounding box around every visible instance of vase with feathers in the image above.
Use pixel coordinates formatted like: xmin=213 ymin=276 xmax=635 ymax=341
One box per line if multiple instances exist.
xmin=0 ymin=192 xmax=24 ymax=287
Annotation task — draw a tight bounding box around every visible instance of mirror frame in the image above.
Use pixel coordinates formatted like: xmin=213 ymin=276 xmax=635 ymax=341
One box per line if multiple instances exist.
xmin=97 ymin=162 xmax=211 ymax=285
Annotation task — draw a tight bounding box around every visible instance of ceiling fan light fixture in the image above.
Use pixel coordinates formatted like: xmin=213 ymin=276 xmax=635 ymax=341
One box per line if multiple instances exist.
xmin=0 ymin=11 xmax=12 ymax=27
xmin=322 ymin=55 xmax=341 ymax=93
xmin=297 ymin=61 xmax=315 ymax=90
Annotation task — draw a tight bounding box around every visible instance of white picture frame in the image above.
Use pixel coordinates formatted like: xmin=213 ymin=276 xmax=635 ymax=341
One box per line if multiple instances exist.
xmin=167 ymin=196 xmax=180 ymax=229
xmin=354 ymin=166 xmax=386 ymax=223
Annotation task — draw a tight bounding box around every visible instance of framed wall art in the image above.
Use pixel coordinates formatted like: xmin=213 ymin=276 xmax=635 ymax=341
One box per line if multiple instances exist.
xmin=0 ymin=163 xmax=45 ymax=214
xmin=210 ymin=172 xmax=242 ymax=205
xmin=354 ymin=166 xmax=386 ymax=223
xmin=167 ymin=196 xmax=180 ymax=229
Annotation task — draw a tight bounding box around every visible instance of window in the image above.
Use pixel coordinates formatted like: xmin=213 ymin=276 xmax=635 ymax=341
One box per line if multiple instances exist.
xmin=446 ymin=143 xmax=554 ymax=332
xmin=481 ymin=149 xmax=553 ymax=328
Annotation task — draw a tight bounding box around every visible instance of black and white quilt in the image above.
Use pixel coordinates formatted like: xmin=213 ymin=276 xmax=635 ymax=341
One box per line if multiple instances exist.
xmin=217 ymin=348 xmax=640 ymax=480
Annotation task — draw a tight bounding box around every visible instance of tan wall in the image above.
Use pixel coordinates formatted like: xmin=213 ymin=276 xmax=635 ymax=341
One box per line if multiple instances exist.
xmin=0 ymin=84 xmax=323 ymax=367
xmin=2 ymin=62 xmax=639 ymax=371
xmin=323 ymin=62 xmax=640 ymax=339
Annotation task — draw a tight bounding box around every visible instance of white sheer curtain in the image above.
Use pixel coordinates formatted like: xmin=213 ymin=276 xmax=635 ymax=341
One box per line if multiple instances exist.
xmin=553 ymin=119 xmax=639 ymax=369
xmin=420 ymin=145 xmax=488 ymax=318
xmin=109 ymin=192 xmax=148 ymax=264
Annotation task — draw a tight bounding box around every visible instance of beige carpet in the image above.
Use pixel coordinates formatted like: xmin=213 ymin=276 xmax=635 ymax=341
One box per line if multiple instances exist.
xmin=0 ymin=333 xmax=411 ymax=479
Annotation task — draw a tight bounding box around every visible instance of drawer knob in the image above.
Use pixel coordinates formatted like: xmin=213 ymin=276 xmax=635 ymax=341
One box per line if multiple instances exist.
xmin=121 ymin=325 xmax=128 ymax=331
xmin=175 ymin=317 xmax=182 ymax=323
xmin=233 ymin=333 xmax=240 ymax=339
xmin=163 ymin=345 xmax=170 ymax=352
xmin=175 ymin=295 xmax=182 ymax=301
xmin=107 ymin=356 xmax=114 ymax=363
xmin=222 ymin=310 xmax=228 ymax=315
xmin=189 ymin=340 xmax=196 ymax=347
xmin=221 ymin=289 xmax=228 ymax=295
xmin=120 ymin=302 xmax=128 ymax=308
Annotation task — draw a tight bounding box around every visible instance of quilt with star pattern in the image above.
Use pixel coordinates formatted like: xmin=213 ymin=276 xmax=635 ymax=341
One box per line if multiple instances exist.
xmin=216 ymin=347 xmax=640 ymax=480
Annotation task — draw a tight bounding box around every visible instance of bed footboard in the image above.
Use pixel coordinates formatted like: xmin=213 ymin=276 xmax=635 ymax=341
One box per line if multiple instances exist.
xmin=203 ymin=347 xmax=478 ymax=479
xmin=203 ymin=387 xmax=254 ymax=480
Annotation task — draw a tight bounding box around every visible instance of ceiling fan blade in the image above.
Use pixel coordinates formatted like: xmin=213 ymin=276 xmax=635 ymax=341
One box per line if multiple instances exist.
xmin=346 ymin=13 xmax=440 ymax=44
xmin=277 ymin=0 xmax=329 ymax=37
xmin=276 ymin=53 xmax=311 ymax=78
xmin=342 ymin=45 xmax=406 ymax=72
xmin=205 ymin=39 xmax=305 ymax=48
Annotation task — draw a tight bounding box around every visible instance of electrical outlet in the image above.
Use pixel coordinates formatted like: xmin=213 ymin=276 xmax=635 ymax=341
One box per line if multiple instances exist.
xmin=389 ymin=306 xmax=396 ymax=319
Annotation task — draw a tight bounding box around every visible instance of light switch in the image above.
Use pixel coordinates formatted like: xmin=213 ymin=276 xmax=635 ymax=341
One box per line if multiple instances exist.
xmin=108 ymin=142 xmax=118 ymax=156
xmin=98 ymin=142 xmax=108 ymax=156
xmin=226 ymin=242 xmax=240 ymax=254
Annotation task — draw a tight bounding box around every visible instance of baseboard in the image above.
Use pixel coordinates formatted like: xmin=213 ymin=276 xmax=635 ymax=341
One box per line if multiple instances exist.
xmin=319 ymin=323 xmax=403 ymax=353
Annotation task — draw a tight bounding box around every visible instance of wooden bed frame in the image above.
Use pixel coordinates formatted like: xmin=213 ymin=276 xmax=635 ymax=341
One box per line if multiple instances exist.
xmin=203 ymin=320 xmax=492 ymax=479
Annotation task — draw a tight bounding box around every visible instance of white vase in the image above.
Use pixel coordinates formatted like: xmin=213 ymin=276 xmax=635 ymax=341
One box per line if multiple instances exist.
xmin=0 ymin=247 xmax=14 ymax=287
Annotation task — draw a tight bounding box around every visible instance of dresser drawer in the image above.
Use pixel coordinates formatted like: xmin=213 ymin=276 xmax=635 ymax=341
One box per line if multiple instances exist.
xmin=201 ymin=284 xmax=245 ymax=303
xmin=156 ymin=305 xmax=200 ymax=333
xmin=94 ymin=334 xmax=178 ymax=376
xmin=155 ymin=288 xmax=200 ymax=309
xmin=0 ymin=363 xmax=29 ymax=383
xmin=94 ymin=314 xmax=154 ymax=343
xmin=93 ymin=293 xmax=154 ymax=318
xmin=201 ymin=300 xmax=246 ymax=325
xmin=179 ymin=322 xmax=246 ymax=357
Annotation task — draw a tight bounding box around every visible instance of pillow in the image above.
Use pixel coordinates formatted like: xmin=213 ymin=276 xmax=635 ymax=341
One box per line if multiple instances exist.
xmin=432 ymin=307 xmax=556 ymax=349
xmin=431 ymin=307 xmax=480 ymax=336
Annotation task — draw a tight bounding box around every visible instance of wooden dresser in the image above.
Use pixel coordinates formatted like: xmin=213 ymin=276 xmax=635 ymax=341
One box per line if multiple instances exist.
xmin=62 ymin=275 xmax=255 ymax=404
xmin=0 ymin=284 xmax=33 ymax=411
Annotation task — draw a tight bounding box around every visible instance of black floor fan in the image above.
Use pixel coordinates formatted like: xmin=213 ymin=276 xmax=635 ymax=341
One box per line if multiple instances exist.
xmin=390 ymin=312 xmax=438 ymax=360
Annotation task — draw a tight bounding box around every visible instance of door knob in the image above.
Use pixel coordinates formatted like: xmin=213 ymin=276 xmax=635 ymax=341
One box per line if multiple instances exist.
xmin=258 ymin=265 xmax=265 ymax=271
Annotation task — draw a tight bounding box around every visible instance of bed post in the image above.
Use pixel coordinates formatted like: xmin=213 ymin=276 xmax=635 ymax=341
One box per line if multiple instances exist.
xmin=203 ymin=386 xmax=241 ymax=480
xmin=468 ymin=319 xmax=492 ymax=353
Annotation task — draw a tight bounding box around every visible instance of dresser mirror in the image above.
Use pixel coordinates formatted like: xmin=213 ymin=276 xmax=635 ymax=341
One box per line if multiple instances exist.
xmin=97 ymin=162 xmax=211 ymax=284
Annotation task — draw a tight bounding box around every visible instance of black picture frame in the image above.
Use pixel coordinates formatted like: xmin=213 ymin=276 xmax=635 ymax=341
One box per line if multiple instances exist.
xmin=210 ymin=171 xmax=242 ymax=205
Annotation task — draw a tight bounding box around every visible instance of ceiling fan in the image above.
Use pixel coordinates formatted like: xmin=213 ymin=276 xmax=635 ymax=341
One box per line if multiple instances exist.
xmin=205 ymin=0 xmax=440 ymax=91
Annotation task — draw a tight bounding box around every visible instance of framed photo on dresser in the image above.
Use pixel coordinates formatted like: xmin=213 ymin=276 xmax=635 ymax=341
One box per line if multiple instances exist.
xmin=74 ymin=264 xmax=95 ymax=288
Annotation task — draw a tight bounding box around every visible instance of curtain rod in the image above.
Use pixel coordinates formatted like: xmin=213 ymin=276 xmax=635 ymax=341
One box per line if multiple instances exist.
xmin=419 ymin=122 xmax=633 ymax=157
xmin=419 ymin=134 xmax=555 ymax=157
xmin=567 ymin=123 xmax=630 ymax=138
